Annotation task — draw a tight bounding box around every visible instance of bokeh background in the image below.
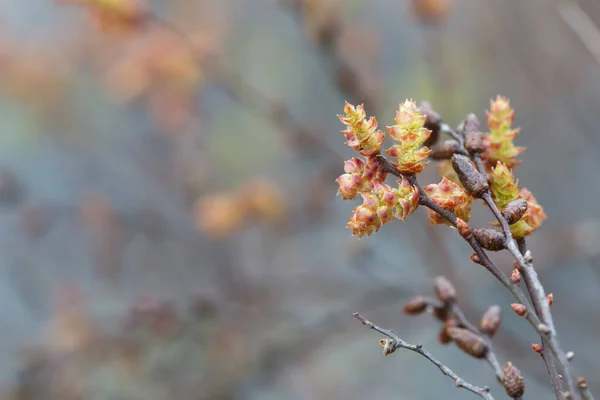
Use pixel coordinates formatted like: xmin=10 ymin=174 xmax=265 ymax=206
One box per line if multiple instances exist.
xmin=0 ymin=0 xmax=599 ymax=398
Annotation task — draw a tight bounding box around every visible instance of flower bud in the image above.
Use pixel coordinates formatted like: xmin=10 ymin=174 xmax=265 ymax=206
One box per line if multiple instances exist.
xmin=472 ymin=228 xmax=505 ymax=251
xmin=433 ymin=276 xmax=456 ymax=304
xmin=470 ymin=253 xmax=482 ymax=265
xmin=451 ymin=154 xmax=489 ymax=198
xmin=455 ymin=218 xmax=471 ymax=238
xmin=347 ymin=193 xmax=381 ymax=238
xmin=510 ymin=268 xmax=521 ymax=284
xmin=438 ymin=317 xmax=459 ymax=344
xmin=424 ymin=177 xmax=472 ymax=225
xmin=501 ymin=199 xmax=528 ymax=225
xmin=531 ymin=343 xmax=543 ymax=353
xmin=503 ymin=362 xmax=525 ymax=398
xmin=463 ymin=113 xmax=486 ymax=154
xmin=510 ymin=303 xmax=527 ymax=317
xmin=403 ymin=296 xmax=429 ymax=315
xmin=546 ymin=293 xmax=553 ymax=308
xmin=447 ymin=327 xmax=488 ymax=359
xmin=578 ymin=377 xmax=588 ymax=389
xmin=338 ymin=102 xmax=385 ymax=156
xmin=379 ymin=339 xmax=396 ymax=356
xmin=430 ymin=140 xmax=460 ymax=160
xmin=479 ymin=305 xmax=502 ymax=337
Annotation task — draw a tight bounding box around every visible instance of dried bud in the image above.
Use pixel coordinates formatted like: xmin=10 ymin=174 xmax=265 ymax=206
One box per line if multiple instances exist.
xmin=447 ymin=327 xmax=488 ymax=359
xmin=438 ymin=317 xmax=459 ymax=344
xmin=379 ymin=339 xmax=396 ymax=356
xmin=451 ymin=154 xmax=489 ymax=198
xmin=472 ymin=228 xmax=505 ymax=251
xmin=532 ymin=343 xmax=543 ymax=353
xmin=479 ymin=305 xmax=502 ymax=337
xmin=511 ymin=303 xmax=527 ymax=317
xmin=547 ymin=293 xmax=553 ymax=308
xmin=403 ymin=296 xmax=429 ymax=315
xmin=510 ymin=268 xmax=521 ymax=284
xmin=463 ymin=113 xmax=486 ymax=154
xmin=455 ymin=218 xmax=471 ymax=238
xmin=419 ymin=101 xmax=442 ymax=147
xmin=470 ymin=253 xmax=482 ymax=265
xmin=433 ymin=306 xmax=449 ymax=322
xmin=433 ymin=276 xmax=456 ymax=304
xmin=503 ymin=362 xmax=525 ymax=398
xmin=502 ymin=199 xmax=528 ymax=225
xmin=430 ymin=140 xmax=460 ymax=160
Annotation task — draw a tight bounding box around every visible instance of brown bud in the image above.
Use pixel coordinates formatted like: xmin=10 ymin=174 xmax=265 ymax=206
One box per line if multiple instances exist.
xmin=503 ymin=362 xmax=525 ymax=398
xmin=470 ymin=253 xmax=482 ymax=264
xmin=447 ymin=327 xmax=488 ymax=359
xmin=403 ymin=296 xmax=429 ymax=315
xmin=438 ymin=317 xmax=459 ymax=344
xmin=463 ymin=113 xmax=486 ymax=154
xmin=479 ymin=305 xmax=502 ymax=337
xmin=419 ymin=101 xmax=442 ymax=147
xmin=456 ymin=218 xmax=471 ymax=238
xmin=510 ymin=268 xmax=522 ymax=284
xmin=501 ymin=199 xmax=528 ymax=225
xmin=511 ymin=303 xmax=527 ymax=316
xmin=546 ymin=293 xmax=553 ymax=308
xmin=433 ymin=276 xmax=456 ymax=304
xmin=433 ymin=306 xmax=449 ymax=322
xmin=578 ymin=377 xmax=588 ymax=389
xmin=451 ymin=154 xmax=489 ymax=198
xmin=513 ymin=261 xmax=520 ymax=269
xmin=430 ymin=140 xmax=460 ymax=159
xmin=532 ymin=343 xmax=543 ymax=353
xmin=472 ymin=228 xmax=505 ymax=251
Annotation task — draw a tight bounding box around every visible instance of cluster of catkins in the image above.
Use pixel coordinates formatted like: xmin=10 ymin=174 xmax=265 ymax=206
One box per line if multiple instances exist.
xmin=336 ymin=97 xmax=547 ymax=239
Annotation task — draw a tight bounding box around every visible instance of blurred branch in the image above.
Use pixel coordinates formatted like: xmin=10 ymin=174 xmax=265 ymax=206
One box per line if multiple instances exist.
xmin=558 ymin=1 xmax=600 ymax=66
xmin=278 ymin=0 xmax=378 ymax=112
xmin=353 ymin=312 xmax=495 ymax=400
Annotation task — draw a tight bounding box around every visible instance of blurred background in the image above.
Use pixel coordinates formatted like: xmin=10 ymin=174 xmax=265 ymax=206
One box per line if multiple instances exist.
xmin=0 ymin=0 xmax=599 ymax=398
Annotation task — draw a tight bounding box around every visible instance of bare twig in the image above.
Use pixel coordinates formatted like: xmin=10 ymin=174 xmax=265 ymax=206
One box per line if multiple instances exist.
xmin=353 ymin=312 xmax=495 ymax=400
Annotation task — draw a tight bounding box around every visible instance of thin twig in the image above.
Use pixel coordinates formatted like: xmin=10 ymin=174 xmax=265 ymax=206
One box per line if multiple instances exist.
xmin=517 ymin=239 xmax=564 ymax=400
xmin=353 ymin=312 xmax=495 ymax=400
xmin=579 ymin=377 xmax=596 ymax=400
xmin=481 ymin=190 xmax=579 ymax=398
xmin=449 ymin=303 xmax=504 ymax=382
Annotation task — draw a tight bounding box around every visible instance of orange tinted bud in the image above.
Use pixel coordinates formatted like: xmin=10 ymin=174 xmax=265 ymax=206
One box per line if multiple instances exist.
xmin=411 ymin=0 xmax=452 ymax=25
xmin=339 ymin=102 xmax=385 ymax=156
xmin=546 ymin=293 xmax=553 ymax=308
xmin=470 ymin=253 xmax=481 ymax=265
xmin=347 ymin=193 xmax=381 ymax=238
xmin=510 ymin=268 xmax=521 ymax=284
xmin=455 ymin=218 xmax=471 ymax=238
xmin=194 ymin=192 xmax=246 ymax=239
xmin=510 ymin=303 xmax=527 ymax=317
xmin=484 ymin=96 xmax=525 ymax=168
xmin=424 ymin=177 xmax=472 ymax=225
xmin=532 ymin=343 xmax=543 ymax=353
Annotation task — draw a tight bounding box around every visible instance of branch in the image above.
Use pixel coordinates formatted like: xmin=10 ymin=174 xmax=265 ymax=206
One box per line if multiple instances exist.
xmin=353 ymin=312 xmax=495 ymax=400
xmin=481 ymin=190 xmax=579 ymax=398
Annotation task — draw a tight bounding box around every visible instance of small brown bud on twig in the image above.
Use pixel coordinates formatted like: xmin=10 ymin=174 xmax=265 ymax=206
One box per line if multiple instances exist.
xmin=438 ymin=317 xmax=459 ymax=344
xmin=510 ymin=268 xmax=521 ymax=284
xmin=566 ymin=351 xmax=575 ymax=361
xmin=510 ymin=303 xmax=527 ymax=317
xmin=433 ymin=306 xmax=449 ymax=322
xmin=502 ymin=361 xmax=525 ymax=398
xmin=472 ymin=228 xmax=505 ymax=251
xmin=455 ymin=218 xmax=471 ymax=238
xmin=451 ymin=154 xmax=489 ymax=198
xmin=447 ymin=327 xmax=489 ymax=359
xmin=379 ymin=339 xmax=396 ymax=356
xmin=433 ymin=276 xmax=456 ymax=304
xmin=513 ymin=261 xmax=520 ymax=269
xmin=470 ymin=253 xmax=482 ymax=264
xmin=479 ymin=305 xmax=502 ymax=337
xmin=419 ymin=101 xmax=441 ymax=147
xmin=403 ymin=296 xmax=429 ymax=315
xmin=430 ymin=140 xmax=460 ymax=159
xmin=532 ymin=343 xmax=543 ymax=353
xmin=578 ymin=377 xmax=588 ymax=389
xmin=463 ymin=114 xmax=486 ymax=154
xmin=501 ymin=199 xmax=528 ymax=225
xmin=546 ymin=293 xmax=554 ymax=308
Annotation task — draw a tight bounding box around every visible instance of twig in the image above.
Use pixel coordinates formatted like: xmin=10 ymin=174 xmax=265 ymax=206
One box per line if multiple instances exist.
xmin=481 ymin=190 xmax=579 ymax=398
xmin=517 ymin=239 xmax=564 ymax=400
xmin=449 ymin=303 xmax=504 ymax=382
xmin=353 ymin=312 xmax=495 ymax=400
xmin=578 ymin=377 xmax=596 ymax=400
